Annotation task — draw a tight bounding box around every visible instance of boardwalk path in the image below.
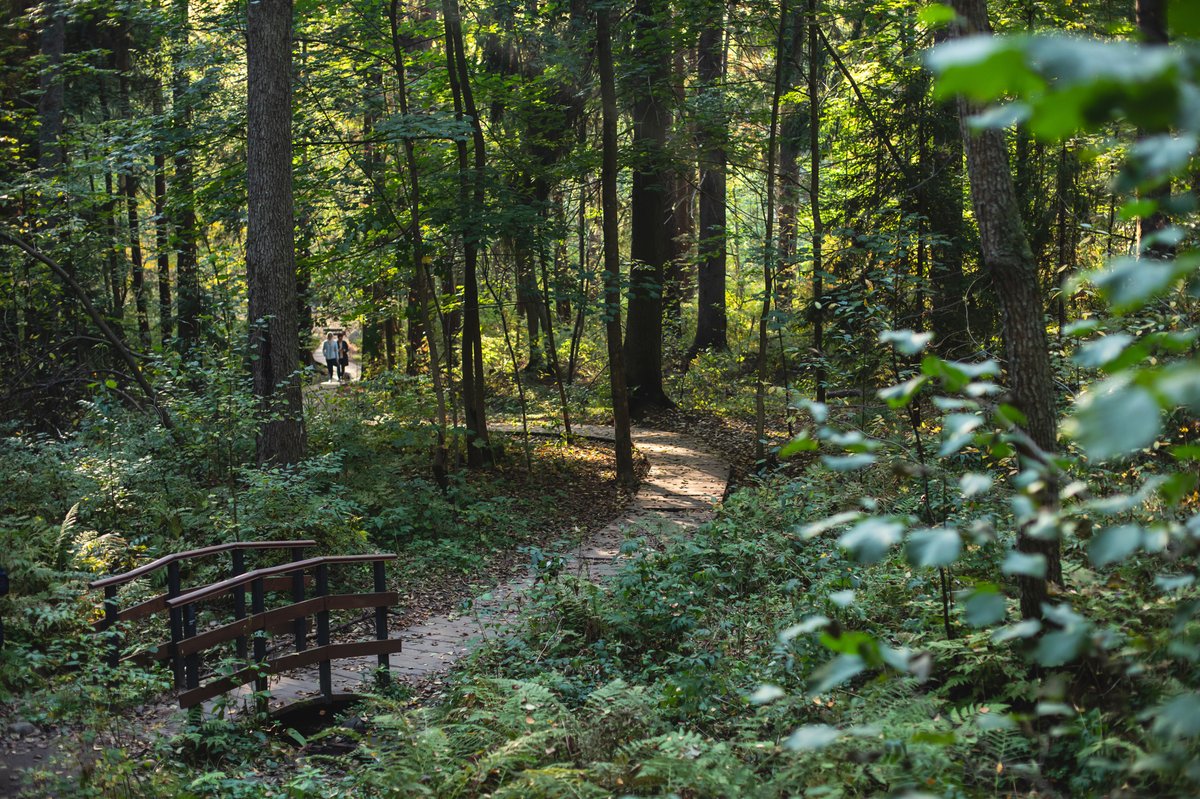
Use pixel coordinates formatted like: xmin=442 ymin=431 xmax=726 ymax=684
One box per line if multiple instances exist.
xmin=215 ymin=425 xmax=729 ymax=712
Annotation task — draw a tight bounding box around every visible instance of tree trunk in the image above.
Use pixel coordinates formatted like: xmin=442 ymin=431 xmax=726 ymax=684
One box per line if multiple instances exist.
xmin=246 ymin=0 xmax=305 ymax=466
xmin=623 ymin=0 xmax=674 ymax=416
xmin=597 ymin=3 xmax=636 ymax=488
xmin=172 ymin=0 xmax=201 ymax=355
xmin=808 ymin=0 xmax=825 ymax=403
xmin=951 ymin=0 xmax=1061 ymax=619
xmin=1135 ymin=0 xmax=1171 ymax=257
xmin=154 ymin=78 xmax=173 ymax=348
xmin=925 ymin=26 xmax=969 ymax=357
xmin=444 ymin=0 xmax=492 ymax=466
xmin=689 ymin=5 xmax=728 ymax=361
xmin=36 ymin=0 xmax=65 ymax=176
xmin=390 ymin=0 xmax=449 ymax=485
xmin=757 ymin=0 xmax=788 ymax=463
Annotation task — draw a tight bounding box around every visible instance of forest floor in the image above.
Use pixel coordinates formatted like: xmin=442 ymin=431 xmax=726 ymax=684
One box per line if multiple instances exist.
xmin=0 ymin=415 xmax=730 ymax=798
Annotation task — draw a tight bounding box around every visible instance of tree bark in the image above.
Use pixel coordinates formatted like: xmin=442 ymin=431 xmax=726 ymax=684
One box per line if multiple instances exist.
xmin=925 ymin=26 xmax=969 ymax=357
xmin=622 ymin=0 xmax=674 ymax=415
xmin=172 ymin=0 xmax=200 ymax=355
xmin=154 ymin=79 xmax=173 ymax=348
xmin=597 ymin=2 xmax=636 ymax=488
xmin=389 ymin=0 xmax=449 ymax=485
xmin=444 ymin=0 xmax=492 ymax=465
xmin=757 ymin=0 xmax=788 ymax=463
xmin=951 ymin=0 xmax=1061 ymax=618
xmin=246 ymin=0 xmax=306 ymax=466
xmin=689 ymin=3 xmax=728 ymax=361
xmin=1135 ymin=0 xmax=1171 ymax=257
xmin=808 ymin=0 xmax=825 ymax=403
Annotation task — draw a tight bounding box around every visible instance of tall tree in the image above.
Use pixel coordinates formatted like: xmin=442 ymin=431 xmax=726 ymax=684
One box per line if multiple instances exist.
xmin=950 ymin=0 xmax=1060 ymax=619
xmin=622 ymin=0 xmax=674 ymax=415
xmin=688 ymin=0 xmax=728 ymax=361
xmin=246 ymin=0 xmax=305 ymax=466
xmin=153 ymin=79 xmax=173 ymax=348
xmin=597 ymin=0 xmax=636 ymax=487
xmin=171 ymin=0 xmax=200 ymax=354
xmin=807 ymin=0 xmax=825 ymax=403
xmin=756 ymin=0 xmax=788 ymax=463
xmin=443 ymin=0 xmax=492 ymax=465
xmin=925 ymin=25 xmax=969 ymax=357
xmin=1135 ymin=0 xmax=1170 ymax=258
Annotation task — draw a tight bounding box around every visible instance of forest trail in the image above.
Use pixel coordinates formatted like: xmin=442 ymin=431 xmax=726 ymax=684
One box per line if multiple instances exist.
xmin=210 ymin=424 xmax=728 ymax=714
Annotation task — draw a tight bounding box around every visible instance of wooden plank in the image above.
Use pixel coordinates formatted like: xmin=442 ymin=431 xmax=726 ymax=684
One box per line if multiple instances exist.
xmin=115 ymin=593 xmax=168 ymax=623
xmin=89 ymin=576 xmax=313 ymax=631
xmin=176 ymin=593 xmax=397 ymax=656
xmin=177 ymin=638 xmax=405 ymax=708
xmin=168 ymin=554 xmax=397 ymax=609
xmin=89 ymin=540 xmax=318 ymax=589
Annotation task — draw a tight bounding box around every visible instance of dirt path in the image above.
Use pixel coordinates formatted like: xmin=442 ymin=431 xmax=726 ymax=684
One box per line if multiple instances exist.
xmin=212 ymin=424 xmax=728 ymax=710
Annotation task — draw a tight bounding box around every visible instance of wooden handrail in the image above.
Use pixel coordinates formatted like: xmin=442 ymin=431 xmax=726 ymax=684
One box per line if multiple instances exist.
xmin=167 ymin=554 xmax=397 ymax=609
xmin=89 ymin=540 xmax=318 ymax=589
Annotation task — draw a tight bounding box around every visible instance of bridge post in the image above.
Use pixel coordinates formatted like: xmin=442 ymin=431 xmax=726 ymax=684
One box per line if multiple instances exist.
xmin=102 ymin=585 xmax=119 ymax=668
xmin=251 ymin=576 xmax=268 ymax=715
xmin=167 ymin=561 xmax=184 ymax=689
xmin=315 ymin=563 xmax=331 ymax=702
xmin=290 ymin=547 xmax=307 ymax=653
xmin=231 ymin=549 xmax=247 ymax=662
xmin=182 ymin=602 xmax=199 ymax=691
xmin=373 ymin=560 xmax=390 ymax=686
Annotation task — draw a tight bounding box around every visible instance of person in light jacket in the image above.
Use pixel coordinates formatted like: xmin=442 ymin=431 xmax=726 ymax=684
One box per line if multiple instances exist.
xmin=322 ymin=333 xmax=340 ymax=381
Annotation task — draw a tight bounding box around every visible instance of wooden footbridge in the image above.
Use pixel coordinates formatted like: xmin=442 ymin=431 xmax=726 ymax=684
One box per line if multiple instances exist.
xmin=89 ymin=541 xmax=402 ymax=711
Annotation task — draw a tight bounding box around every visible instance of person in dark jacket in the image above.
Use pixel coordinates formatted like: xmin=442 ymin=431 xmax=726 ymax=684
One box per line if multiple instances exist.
xmin=337 ymin=332 xmax=351 ymax=381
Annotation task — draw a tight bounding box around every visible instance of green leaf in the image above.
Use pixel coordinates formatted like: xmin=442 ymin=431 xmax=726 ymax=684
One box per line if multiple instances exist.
xmin=879 ymin=329 xmax=932 ymax=355
xmin=1151 ymin=693 xmax=1200 ymax=738
xmin=906 ymin=527 xmax=962 ymax=568
xmin=927 ymin=35 xmax=1041 ymax=102
xmin=838 ymin=518 xmax=903 ymax=563
xmin=780 ymin=615 xmax=830 ymax=641
xmin=779 ymin=432 xmax=818 ymax=458
xmin=1154 ymin=363 xmax=1200 ymax=412
xmin=808 ymin=655 xmax=865 ymax=695
xmin=960 ymin=472 xmax=993 ymax=498
xmin=1063 ymin=318 xmax=1101 ymax=337
xmin=1066 ymin=380 xmax=1161 ymax=460
xmin=104 ymin=378 xmax=118 ymax=389
xmin=917 ymin=3 xmax=957 ymax=27
xmin=829 ymin=589 xmax=856 ymax=607
xmin=992 ymin=619 xmax=1042 ymax=643
xmin=1156 ymin=574 xmax=1195 ymax=593
xmin=1084 ymin=255 xmax=1200 ymax=313
xmin=749 ymin=684 xmax=785 ymax=705
xmin=1034 ymin=628 xmax=1088 ymax=667
xmin=821 ymin=453 xmax=876 ymax=471
xmin=785 ymin=724 xmax=841 ymax=751
xmin=940 ymin=413 xmax=983 ymax=457
xmin=1073 ymin=334 xmax=1133 ymax=369
xmin=1088 ymin=524 xmax=1142 ymax=567
xmin=799 ymin=510 xmax=863 ymax=539
xmin=879 ymin=376 xmax=928 ymax=409
xmin=964 ymin=586 xmax=1007 ymax=627
xmin=1002 ymin=551 xmax=1047 ymax=578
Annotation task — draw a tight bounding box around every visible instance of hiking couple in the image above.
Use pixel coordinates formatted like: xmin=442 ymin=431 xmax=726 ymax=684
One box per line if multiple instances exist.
xmin=322 ymin=332 xmax=351 ymax=381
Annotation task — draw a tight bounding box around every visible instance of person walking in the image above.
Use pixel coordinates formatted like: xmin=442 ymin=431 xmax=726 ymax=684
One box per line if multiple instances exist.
xmin=321 ymin=333 xmax=340 ymax=381
xmin=337 ymin=332 xmax=351 ymax=381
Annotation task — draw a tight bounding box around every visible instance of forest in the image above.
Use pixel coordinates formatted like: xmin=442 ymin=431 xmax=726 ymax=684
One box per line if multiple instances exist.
xmin=1 ymin=0 xmax=1199 ymax=795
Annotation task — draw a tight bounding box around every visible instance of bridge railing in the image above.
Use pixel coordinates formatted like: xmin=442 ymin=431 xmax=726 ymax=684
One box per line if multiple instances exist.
xmin=167 ymin=554 xmax=400 ymax=709
xmin=89 ymin=543 xmax=401 ymax=709
xmin=89 ymin=540 xmax=318 ymax=678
